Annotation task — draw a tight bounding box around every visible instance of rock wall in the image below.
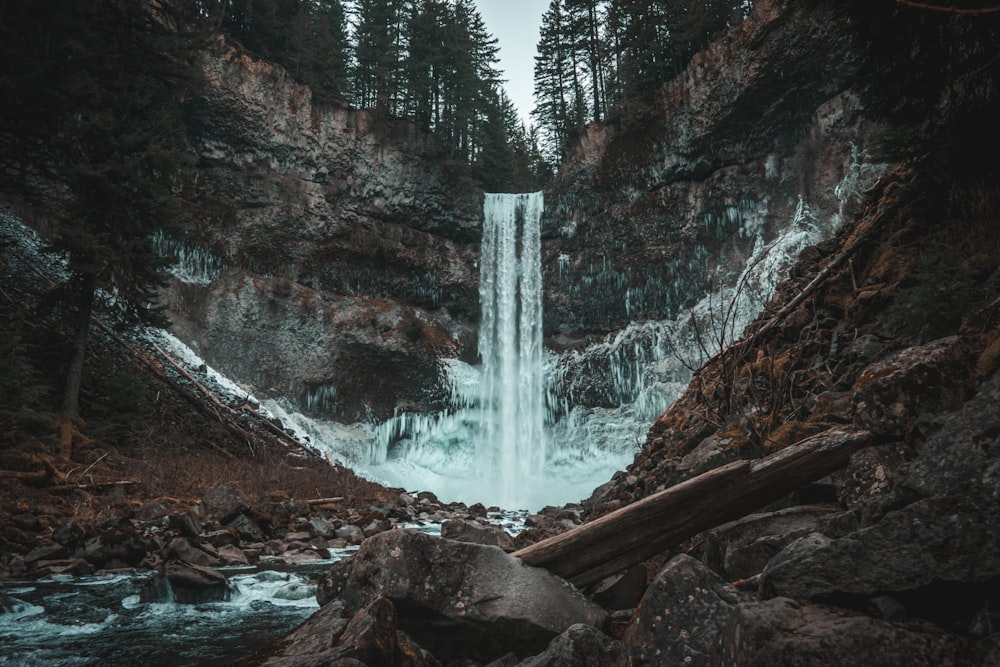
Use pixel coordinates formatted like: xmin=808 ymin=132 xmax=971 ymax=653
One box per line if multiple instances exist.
xmin=163 ymin=40 xmax=483 ymax=420
xmin=541 ymin=0 xmax=891 ymax=343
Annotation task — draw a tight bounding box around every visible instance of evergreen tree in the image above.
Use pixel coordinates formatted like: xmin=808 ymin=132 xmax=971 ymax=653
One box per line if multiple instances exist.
xmin=353 ymin=0 xmax=407 ymax=111
xmin=0 ymin=0 xmax=206 ymax=455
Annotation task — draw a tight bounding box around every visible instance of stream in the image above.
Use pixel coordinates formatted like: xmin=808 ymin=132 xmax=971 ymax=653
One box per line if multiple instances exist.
xmin=0 ymin=564 xmax=328 ymax=666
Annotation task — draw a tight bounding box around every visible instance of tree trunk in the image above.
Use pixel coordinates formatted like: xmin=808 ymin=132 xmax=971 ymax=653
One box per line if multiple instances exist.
xmin=59 ymin=275 xmax=95 ymax=459
xmin=512 ymin=428 xmax=873 ymax=587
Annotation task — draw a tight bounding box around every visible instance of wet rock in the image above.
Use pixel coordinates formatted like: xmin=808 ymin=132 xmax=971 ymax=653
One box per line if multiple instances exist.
xmin=517 ymin=623 xmax=624 ymax=666
xmin=441 ymin=518 xmax=514 ymax=550
xmin=76 ymin=525 xmax=152 ymax=569
xmin=217 ymin=544 xmax=251 ymax=566
xmin=23 ymin=543 xmax=68 ymax=564
xmin=713 ymin=597 xmax=982 ymax=666
xmin=34 ymin=558 xmax=94 ymax=577
xmin=164 ymin=537 xmax=219 ymax=568
xmin=760 ymin=496 xmax=1000 ymax=601
xmin=318 ymin=529 xmax=606 ymax=663
xmin=260 ymin=597 xmax=406 ymax=666
xmin=622 ymin=554 xmax=738 ymax=666
xmin=158 ymin=561 xmax=231 ymax=604
xmin=52 ymin=520 xmax=92 ymax=547
xmin=851 ymin=337 xmax=969 ymax=438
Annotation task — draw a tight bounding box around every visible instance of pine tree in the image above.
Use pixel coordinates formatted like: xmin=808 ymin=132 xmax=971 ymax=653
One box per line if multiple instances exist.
xmin=0 ymin=0 xmax=206 ymax=456
xmin=353 ymin=0 xmax=407 ymax=111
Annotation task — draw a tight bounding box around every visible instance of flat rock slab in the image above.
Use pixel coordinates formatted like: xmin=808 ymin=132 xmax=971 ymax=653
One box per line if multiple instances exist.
xmin=317 ymin=529 xmax=606 ymax=664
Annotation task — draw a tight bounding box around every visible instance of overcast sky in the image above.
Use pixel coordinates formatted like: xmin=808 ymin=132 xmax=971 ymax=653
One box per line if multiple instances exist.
xmin=473 ymin=0 xmax=547 ymax=126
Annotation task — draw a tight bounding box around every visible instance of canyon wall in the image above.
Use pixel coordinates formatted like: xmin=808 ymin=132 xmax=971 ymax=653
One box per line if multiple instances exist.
xmin=164 ymin=40 xmax=484 ymax=421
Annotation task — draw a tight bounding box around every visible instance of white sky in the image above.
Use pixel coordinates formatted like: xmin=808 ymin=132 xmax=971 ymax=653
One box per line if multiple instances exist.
xmin=474 ymin=0 xmax=547 ymax=126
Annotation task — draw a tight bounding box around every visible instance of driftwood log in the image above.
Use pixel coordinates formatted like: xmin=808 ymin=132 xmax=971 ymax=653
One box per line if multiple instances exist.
xmin=513 ymin=428 xmax=873 ymax=587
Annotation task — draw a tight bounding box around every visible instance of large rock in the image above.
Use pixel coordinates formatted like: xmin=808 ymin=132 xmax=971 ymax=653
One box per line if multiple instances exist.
xmin=760 ymin=496 xmax=1000 ymax=601
xmin=517 ymin=624 xmax=623 ymax=667
xmin=622 ymin=554 xmax=738 ymax=666
xmin=440 ymin=518 xmax=514 ymax=550
xmin=851 ymin=337 xmax=969 ymax=438
xmin=712 ymin=597 xmax=983 ymax=666
xmin=317 ymin=529 xmax=606 ymax=663
xmin=902 ymin=368 xmax=1000 ymax=499
xmin=150 ymin=561 xmax=232 ymax=604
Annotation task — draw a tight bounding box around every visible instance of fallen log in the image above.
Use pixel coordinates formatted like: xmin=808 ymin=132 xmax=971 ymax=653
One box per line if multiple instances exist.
xmin=513 ymin=428 xmax=873 ymax=587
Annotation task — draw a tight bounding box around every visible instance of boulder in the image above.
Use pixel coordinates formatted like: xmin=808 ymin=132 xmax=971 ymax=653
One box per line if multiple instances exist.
xmin=202 ymin=484 xmax=249 ymax=523
xmin=155 ymin=561 xmax=231 ymax=604
xmin=901 ymin=369 xmax=1000 ymax=499
xmin=760 ymin=496 xmax=1000 ymax=601
xmin=164 ymin=537 xmax=220 ymax=567
xmin=317 ymin=529 xmax=606 ymax=663
xmin=260 ymin=597 xmax=420 ymax=666
xmin=590 ymin=563 xmax=647 ymax=611
xmin=517 ymin=624 xmax=623 ymax=666
xmin=441 ymin=518 xmax=514 ymax=550
xmin=713 ymin=597 xmax=982 ymax=666
xmin=851 ymin=337 xmax=969 ymax=438
xmin=622 ymin=554 xmax=738 ymax=667
xmin=334 ymin=524 xmax=365 ymax=545
xmin=167 ymin=510 xmax=203 ymax=538
xmin=308 ymin=516 xmax=336 ymax=539
xmin=226 ymin=513 xmax=267 ymax=543
xmin=701 ymin=505 xmax=841 ymax=581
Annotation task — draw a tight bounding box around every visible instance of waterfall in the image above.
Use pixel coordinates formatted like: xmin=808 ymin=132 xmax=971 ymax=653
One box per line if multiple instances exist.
xmin=477 ymin=192 xmax=546 ymax=508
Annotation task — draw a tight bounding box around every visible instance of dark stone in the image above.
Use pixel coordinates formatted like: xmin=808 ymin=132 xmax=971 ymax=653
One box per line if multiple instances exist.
xmin=226 ymin=513 xmax=267 ymax=543
xmin=517 ymin=624 xmax=624 ymax=666
xmin=441 ymin=519 xmax=514 ymax=550
xmin=33 ymin=558 xmax=94 ymax=577
xmin=259 ymin=598 xmax=406 ymax=666
xmin=590 ymin=563 xmax=647 ymax=611
xmin=167 ymin=510 xmax=203 ymax=538
xmin=713 ymin=597 xmax=981 ymax=666
xmin=760 ymin=496 xmax=1000 ymax=601
xmin=702 ymin=506 xmax=841 ymax=581
xmin=851 ymin=337 xmax=969 ymax=438
xmin=159 ymin=561 xmax=231 ymax=604
xmin=832 ymin=442 xmax=911 ymax=511
xmin=334 ymin=524 xmax=365 ymax=545
xmin=317 ymin=529 xmax=606 ymax=663
xmin=622 ymin=554 xmax=738 ymax=666
xmin=24 ymin=543 xmax=68 ymax=564
xmin=202 ymin=485 xmax=249 ymax=524
xmin=308 ymin=517 xmax=336 ymax=539
xmin=901 ymin=369 xmax=1000 ymax=499
xmin=164 ymin=537 xmax=219 ymax=568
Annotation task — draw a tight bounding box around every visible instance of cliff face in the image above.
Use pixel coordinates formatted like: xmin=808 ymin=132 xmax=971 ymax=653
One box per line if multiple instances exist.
xmin=163 ymin=41 xmax=483 ymax=420
xmin=542 ymin=1 xmax=885 ymax=342
xmin=576 ymin=1 xmax=1000 ymax=660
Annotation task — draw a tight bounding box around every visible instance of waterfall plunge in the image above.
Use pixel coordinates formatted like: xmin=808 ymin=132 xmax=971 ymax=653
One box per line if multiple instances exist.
xmin=477 ymin=192 xmax=546 ymax=508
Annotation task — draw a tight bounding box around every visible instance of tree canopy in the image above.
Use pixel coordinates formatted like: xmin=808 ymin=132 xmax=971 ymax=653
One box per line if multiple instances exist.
xmin=532 ymin=0 xmax=753 ymax=162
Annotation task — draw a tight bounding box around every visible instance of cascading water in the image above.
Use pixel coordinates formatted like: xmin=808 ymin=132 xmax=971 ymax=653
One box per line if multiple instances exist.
xmin=255 ymin=154 xmax=883 ymax=510
xmin=477 ymin=193 xmax=546 ymax=507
